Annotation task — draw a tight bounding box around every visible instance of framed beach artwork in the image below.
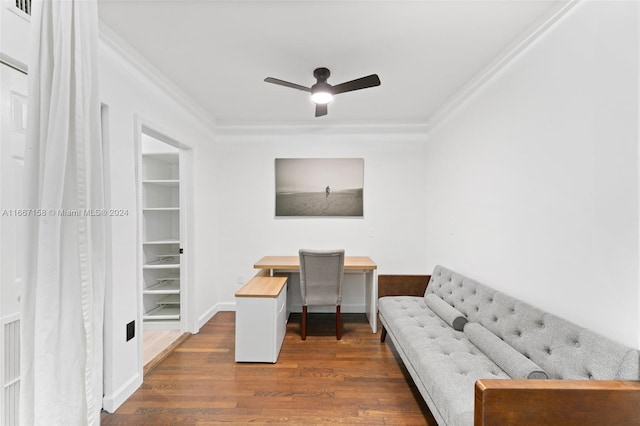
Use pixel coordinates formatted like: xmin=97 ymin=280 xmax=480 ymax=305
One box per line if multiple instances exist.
xmin=275 ymin=158 xmax=364 ymax=217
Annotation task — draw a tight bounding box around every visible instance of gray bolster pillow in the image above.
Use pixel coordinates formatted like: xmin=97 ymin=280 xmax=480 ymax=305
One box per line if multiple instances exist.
xmin=424 ymin=293 xmax=467 ymax=331
xmin=464 ymin=322 xmax=548 ymax=379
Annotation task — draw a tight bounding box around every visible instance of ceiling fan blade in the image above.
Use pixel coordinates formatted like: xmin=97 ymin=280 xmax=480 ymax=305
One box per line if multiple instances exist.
xmin=331 ymin=74 xmax=381 ymax=95
xmin=315 ymin=104 xmax=328 ymax=117
xmin=264 ymin=77 xmax=311 ymax=92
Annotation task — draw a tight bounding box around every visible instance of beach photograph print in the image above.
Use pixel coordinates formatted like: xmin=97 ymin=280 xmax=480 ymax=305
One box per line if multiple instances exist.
xmin=275 ymin=158 xmax=364 ymax=217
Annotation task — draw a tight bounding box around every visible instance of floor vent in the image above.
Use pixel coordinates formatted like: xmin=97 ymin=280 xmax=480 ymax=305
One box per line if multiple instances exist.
xmin=14 ymin=0 xmax=31 ymax=15
xmin=2 ymin=316 xmax=20 ymax=426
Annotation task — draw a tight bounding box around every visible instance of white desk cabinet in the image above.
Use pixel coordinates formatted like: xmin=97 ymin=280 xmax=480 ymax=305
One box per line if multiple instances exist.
xmin=235 ymin=275 xmax=288 ymax=363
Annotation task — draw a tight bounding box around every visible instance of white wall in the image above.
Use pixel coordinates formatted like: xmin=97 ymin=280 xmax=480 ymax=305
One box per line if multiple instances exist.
xmin=211 ymin=130 xmax=430 ymax=306
xmin=193 ymin=133 xmax=219 ymax=324
xmin=98 ymin=40 xmax=217 ymax=410
xmin=425 ymin=1 xmax=640 ymax=348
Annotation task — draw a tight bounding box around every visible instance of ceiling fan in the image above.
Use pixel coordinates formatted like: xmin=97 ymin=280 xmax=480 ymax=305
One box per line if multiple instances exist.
xmin=264 ymin=67 xmax=381 ymax=117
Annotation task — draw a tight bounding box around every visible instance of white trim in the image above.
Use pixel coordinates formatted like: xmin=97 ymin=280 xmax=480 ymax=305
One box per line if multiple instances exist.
xmin=427 ymin=0 xmax=580 ymax=131
xmin=0 ymin=53 xmax=27 ymax=75
xmin=101 ymin=372 xmax=143 ymax=413
xmin=133 ymin=115 xmax=145 ymax=383
xmin=290 ymin=303 xmax=366 ymax=314
xmin=136 ymin=115 xmax=195 ymax=152
xmin=0 ymin=312 xmax=19 ymax=326
xmin=195 ymin=301 xmax=371 ymax=325
xmin=97 ymin=1 xmax=579 ymax=137
xmin=4 ymin=0 xmax=30 ymax=22
xmin=215 ymin=121 xmax=429 ymax=136
xmin=199 ymin=303 xmax=234 ymax=329
xmin=98 ymin=23 xmax=218 ymax=136
xmin=637 ymin=0 xmax=640 ymax=350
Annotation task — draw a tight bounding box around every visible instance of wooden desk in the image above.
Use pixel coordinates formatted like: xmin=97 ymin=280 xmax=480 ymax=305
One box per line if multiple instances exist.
xmin=253 ymin=256 xmax=378 ymax=333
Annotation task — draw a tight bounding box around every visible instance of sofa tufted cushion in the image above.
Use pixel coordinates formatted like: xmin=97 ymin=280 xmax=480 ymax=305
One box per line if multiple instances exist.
xmin=426 ymin=265 xmax=640 ymax=381
xmin=378 ymin=295 xmax=510 ymax=426
xmin=425 ymin=293 xmax=468 ymax=331
xmin=464 ymin=322 xmax=548 ymax=379
xmin=378 ymin=296 xmax=462 ymax=370
xmin=417 ymin=350 xmax=509 ymax=426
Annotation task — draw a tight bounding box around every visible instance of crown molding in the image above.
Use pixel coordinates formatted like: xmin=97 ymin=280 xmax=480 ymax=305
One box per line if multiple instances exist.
xmin=98 ymin=22 xmax=218 ymax=136
xmin=97 ymin=21 xmax=427 ymax=139
xmin=97 ymin=0 xmax=579 ymax=139
xmin=427 ymin=0 xmax=580 ymax=131
xmin=214 ymin=121 xmax=429 ymax=137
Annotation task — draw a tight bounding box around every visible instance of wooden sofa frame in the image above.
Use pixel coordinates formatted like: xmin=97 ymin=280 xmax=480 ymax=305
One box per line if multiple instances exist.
xmin=378 ymin=275 xmax=640 ymax=426
xmin=474 ymin=379 xmax=640 ymax=425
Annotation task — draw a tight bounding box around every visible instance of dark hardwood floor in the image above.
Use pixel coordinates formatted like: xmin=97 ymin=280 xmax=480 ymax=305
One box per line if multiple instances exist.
xmin=102 ymin=311 xmax=436 ymax=425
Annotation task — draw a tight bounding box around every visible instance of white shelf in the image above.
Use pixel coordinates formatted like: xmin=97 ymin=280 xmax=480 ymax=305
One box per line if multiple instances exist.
xmin=143 ymin=239 xmax=180 ymax=245
xmin=158 ymin=275 xmax=180 ymax=281
xmin=156 ymin=294 xmax=180 ymax=305
xmin=141 ymin=146 xmax=181 ymax=328
xmin=143 ymin=305 xmax=180 ymax=320
xmin=143 ymin=179 xmax=179 ymax=185
xmin=144 ymin=255 xmax=180 ymax=266
xmin=144 ymin=281 xmax=180 ymax=294
xmin=143 ymin=262 xmax=180 ymax=269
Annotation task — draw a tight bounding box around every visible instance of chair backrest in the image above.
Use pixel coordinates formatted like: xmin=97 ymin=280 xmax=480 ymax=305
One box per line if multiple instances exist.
xmin=299 ymin=249 xmax=345 ymax=306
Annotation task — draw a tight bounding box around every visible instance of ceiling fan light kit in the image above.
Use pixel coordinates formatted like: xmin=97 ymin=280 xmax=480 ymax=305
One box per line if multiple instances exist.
xmin=310 ymin=87 xmax=333 ymax=105
xmin=264 ymin=67 xmax=381 ymax=117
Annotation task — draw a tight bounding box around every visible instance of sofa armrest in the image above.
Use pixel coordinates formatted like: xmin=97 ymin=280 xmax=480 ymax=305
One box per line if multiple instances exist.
xmin=474 ymin=379 xmax=640 ymax=426
xmin=378 ymin=274 xmax=431 ymax=298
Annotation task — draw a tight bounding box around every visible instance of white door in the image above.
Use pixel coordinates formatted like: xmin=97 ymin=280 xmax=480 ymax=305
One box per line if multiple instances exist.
xmin=0 ymin=62 xmax=27 ymax=425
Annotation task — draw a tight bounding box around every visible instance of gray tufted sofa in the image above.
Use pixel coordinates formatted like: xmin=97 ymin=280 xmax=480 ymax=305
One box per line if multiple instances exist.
xmin=378 ymin=265 xmax=640 ymax=426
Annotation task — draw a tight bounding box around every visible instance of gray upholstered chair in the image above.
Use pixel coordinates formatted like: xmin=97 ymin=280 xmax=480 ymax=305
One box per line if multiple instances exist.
xmin=298 ymin=249 xmax=345 ymax=340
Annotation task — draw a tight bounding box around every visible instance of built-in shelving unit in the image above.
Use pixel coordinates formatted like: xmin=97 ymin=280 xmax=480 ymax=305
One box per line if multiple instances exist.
xmin=141 ymin=141 xmax=182 ymax=329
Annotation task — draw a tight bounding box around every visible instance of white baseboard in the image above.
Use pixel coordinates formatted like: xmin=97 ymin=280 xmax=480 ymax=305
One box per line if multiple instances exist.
xmin=196 ymin=301 xmax=365 ymax=330
xmin=198 ymin=302 xmax=235 ymax=329
xmin=102 ymin=372 xmax=143 ymax=413
xmin=289 ymin=303 xmax=365 ymax=313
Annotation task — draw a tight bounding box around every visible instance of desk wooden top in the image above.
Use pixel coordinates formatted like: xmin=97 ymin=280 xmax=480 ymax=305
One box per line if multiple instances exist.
xmin=254 ymin=256 xmax=377 ymax=271
xmin=235 ymin=275 xmax=288 ymax=298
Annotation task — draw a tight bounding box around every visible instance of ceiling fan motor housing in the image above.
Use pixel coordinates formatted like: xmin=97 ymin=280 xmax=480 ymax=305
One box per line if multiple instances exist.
xmin=313 ymin=67 xmax=331 ymax=82
xmin=311 ymin=67 xmax=334 ymax=103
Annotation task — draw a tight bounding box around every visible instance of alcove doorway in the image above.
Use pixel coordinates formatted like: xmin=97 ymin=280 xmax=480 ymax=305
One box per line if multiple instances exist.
xmin=137 ymin=128 xmax=191 ymax=371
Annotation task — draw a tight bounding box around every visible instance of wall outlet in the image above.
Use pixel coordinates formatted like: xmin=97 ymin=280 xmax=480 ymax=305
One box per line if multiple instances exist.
xmin=126 ymin=320 xmax=135 ymax=341
xmin=237 ymin=276 xmax=245 ymax=286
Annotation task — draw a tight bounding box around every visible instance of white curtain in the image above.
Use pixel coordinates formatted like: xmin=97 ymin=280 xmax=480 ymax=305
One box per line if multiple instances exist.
xmin=20 ymin=0 xmax=105 ymax=425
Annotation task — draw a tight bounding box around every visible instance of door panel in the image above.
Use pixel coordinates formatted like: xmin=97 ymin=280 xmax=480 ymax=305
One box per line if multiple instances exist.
xmin=1 ymin=63 xmax=27 ymax=319
xmin=0 ymin=61 xmax=27 ymax=426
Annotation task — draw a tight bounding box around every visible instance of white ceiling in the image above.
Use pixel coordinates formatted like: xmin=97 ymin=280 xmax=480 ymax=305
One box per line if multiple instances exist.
xmin=97 ymin=0 xmax=567 ymax=128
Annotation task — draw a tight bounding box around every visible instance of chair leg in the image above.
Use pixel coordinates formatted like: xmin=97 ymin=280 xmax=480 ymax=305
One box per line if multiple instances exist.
xmin=336 ymin=305 xmax=342 ymax=340
xmin=301 ymin=305 xmax=307 ymax=340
